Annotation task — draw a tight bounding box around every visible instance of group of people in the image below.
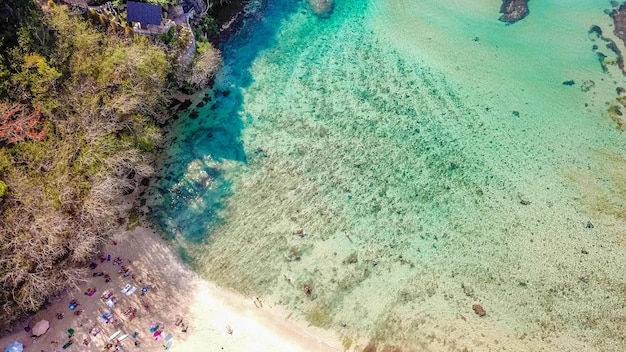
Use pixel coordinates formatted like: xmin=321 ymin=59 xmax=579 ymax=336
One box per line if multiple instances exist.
xmin=92 ymin=271 xmax=112 ymax=282
xmin=118 ymin=265 xmax=132 ymax=278
xmin=95 ymin=249 xmax=163 ymax=349
xmin=59 ymin=244 xmax=182 ymax=351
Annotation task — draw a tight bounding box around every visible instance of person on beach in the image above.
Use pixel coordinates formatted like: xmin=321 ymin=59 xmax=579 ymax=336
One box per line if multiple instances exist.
xmin=153 ymin=329 xmax=163 ymax=339
xmin=69 ymin=299 xmax=78 ymax=310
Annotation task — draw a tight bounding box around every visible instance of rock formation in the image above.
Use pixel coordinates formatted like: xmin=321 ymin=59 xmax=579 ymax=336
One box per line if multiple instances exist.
xmin=472 ymin=304 xmax=486 ymax=317
xmin=611 ymin=4 xmax=626 ymax=46
xmin=588 ymin=23 xmax=625 ymax=75
xmin=307 ymin=0 xmax=334 ymax=18
xmin=499 ymin=0 xmax=529 ymax=24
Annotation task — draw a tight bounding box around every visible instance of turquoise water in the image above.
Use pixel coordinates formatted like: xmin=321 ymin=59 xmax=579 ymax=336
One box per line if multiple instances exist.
xmin=147 ymin=0 xmax=626 ymax=350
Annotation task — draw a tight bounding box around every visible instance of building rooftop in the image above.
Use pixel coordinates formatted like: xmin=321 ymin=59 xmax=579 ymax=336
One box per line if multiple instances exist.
xmin=127 ymin=1 xmax=162 ymax=26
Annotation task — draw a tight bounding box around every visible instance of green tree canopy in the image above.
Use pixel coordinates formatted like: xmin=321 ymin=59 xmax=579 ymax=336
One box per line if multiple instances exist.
xmin=0 ymin=2 xmax=172 ymax=329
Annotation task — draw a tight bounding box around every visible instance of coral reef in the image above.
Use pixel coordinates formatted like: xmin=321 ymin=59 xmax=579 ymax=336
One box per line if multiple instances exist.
xmin=472 ymin=304 xmax=486 ymax=317
xmin=499 ymin=0 xmax=529 ymax=24
xmin=307 ymin=0 xmax=334 ymax=18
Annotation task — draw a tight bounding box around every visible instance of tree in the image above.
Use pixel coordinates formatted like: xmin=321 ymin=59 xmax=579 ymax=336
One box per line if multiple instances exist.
xmin=0 ymin=103 xmax=47 ymax=145
xmin=186 ymin=41 xmax=222 ymax=89
xmin=0 ymin=3 xmax=172 ymax=331
xmin=11 ymin=54 xmax=61 ymax=112
xmin=0 ymin=180 xmax=7 ymax=197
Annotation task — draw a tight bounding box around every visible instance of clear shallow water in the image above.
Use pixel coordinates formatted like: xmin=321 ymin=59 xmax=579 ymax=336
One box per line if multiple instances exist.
xmin=147 ymin=0 xmax=626 ymax=350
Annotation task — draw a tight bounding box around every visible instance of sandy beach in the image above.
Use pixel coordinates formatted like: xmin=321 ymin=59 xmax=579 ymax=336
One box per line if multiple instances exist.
xmin=0 ymin=225 xmax=351 ymax=352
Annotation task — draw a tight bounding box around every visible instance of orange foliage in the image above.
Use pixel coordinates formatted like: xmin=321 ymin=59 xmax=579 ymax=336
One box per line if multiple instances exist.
xmin=0 ymin=104 xmax=47 ymax=144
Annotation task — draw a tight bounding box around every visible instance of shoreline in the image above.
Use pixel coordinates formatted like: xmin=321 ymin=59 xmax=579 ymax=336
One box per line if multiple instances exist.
xmin=0 ymin=225 xmax=351 ymax=351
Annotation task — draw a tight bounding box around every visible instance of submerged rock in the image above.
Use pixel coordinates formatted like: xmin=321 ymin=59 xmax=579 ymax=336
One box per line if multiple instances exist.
xmin=307 ymin=0 xmax=334 ymax=18
xmin=580 ymin=80 xmax=595 ymax=92
xmin=609 ymin=5 xmax=626 ymax=75
xmin=472 ymin=304 xmax=487 ymax=317
xmin=611 ymin=4 xmax=626 ymax=46
xmin=499 ymin=0 xmax=529 ymax=24
xmin=588 ymin=23 xmax=625 ymax=74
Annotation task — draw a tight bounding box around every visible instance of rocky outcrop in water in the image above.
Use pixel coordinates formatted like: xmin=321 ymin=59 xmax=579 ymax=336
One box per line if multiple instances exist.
xmin=499 ymin=0 xmax=529 ymax=24
xmin=611 ymin=4 xmax=626 ymax=46
xmin=588 ymin=24 xmax=625 ymax=74
xmin=307 ymin=0 xmax=334 ymax=18
xmin=472 ymin=304 xmax=486 ymax=317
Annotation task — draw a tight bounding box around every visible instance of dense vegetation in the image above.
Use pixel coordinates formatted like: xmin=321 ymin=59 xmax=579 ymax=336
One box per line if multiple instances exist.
xmin=0 ymin=0 xmax=221 ymax=331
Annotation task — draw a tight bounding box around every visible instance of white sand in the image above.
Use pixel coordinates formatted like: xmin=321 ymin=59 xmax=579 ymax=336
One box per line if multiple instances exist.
xmin=0 ymin=226 xmax=350 ymax=352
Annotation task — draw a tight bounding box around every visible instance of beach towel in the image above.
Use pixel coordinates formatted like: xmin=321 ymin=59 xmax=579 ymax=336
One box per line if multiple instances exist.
xmin=101 ymin=290 xmax=113 ymax=300
xmin=100 ymin=310 xmax=113 ymax=323
xmin=108 ymin=330 xmax=121 ymax=341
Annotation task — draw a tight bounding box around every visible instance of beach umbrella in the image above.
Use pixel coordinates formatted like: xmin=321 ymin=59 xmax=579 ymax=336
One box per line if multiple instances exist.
xmin=4 ymin=342 xmax=23 ymax=352
xmin=31 ymin=319 xmax=50 ymax=336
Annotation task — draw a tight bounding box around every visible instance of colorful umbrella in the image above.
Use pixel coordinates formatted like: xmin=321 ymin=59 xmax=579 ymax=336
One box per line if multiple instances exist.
xmin=4 ymin=342 xmax=23 ymax=352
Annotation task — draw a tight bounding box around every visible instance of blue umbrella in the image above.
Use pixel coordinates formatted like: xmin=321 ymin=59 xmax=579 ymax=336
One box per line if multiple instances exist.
xmin=4 ymin=342 xmax=23 ymax=352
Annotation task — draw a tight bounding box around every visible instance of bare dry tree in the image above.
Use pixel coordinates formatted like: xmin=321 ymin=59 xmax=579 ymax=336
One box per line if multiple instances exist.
xmin=186 ymin=42 xmax=222 ymax=89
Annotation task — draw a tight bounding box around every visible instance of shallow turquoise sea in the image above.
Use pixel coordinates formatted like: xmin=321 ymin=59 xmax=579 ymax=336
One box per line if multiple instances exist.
xmin=147 ymin=1 xmax=626 ymax=350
